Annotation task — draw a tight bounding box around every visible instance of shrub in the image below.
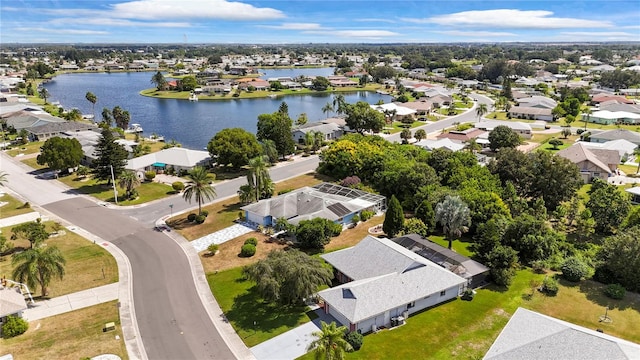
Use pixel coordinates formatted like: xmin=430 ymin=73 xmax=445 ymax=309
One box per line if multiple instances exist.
xmin=561 ymin=257 xmax=590 ymax=282
xmin=241 ymin=244 xmax=256 ymax=257
xmin=195 ymin=215 xmax=206 ymax=224
xmin=187 ymin=213 xmax=197 ymax=222
xmin=604 ymin=284 xmax=626 ymax=300
xmin=172 ymin=181 xmax=184 ymax=192
xmin=207 ymin=244 xmax=219 ymax=255
xmin=344 ymin=331 xmax=363 ymax=351
xmin=238 ymin=211 xmax=245 ymax=221
xmin=340 ymin=176 xmax=361 ymax=188
xmin=2 ymin=315 xmax=28 ymax=338
xmin=491 ymin=268 xmax=515 ymax=287
xmin=541 ymin=277 xmax=559 ymax=296
xmin=351 ymin=214 xmax=360 ymax=224
xmin=144 ymin=171 xmax=156 ymax=181
xmin=531 ymin=260 xmax=547 ymax=274
xmin=201 ymin=210 xmax=209 ymax=217
xmin=461 ymin=289 xmax=475 ymax=301
xmin=360 ymin=210 xmax=374 ymax=222
xmin=244 ymin=237 xmax=258 ymax=246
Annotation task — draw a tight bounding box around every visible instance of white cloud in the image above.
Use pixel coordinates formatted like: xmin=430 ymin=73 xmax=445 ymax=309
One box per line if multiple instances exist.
xmin=435 ymin=30 xmax=517 ymax=37
xmin=111 ymin=0 xmax=285 ymax=21
xmin=14 ymin=27 xmax=109 ymax=35
xmin=560 ymin=31 xmax=636 ymax=37
xmin=305 ymin=30 xmax=399 ymax=38
xmin=405 ymin=9 xmax=612 ymax=29
xmin=49 ymin=18 xmax=190 ymax=28
xmin=260 ymin=23 xmax=323 ymax=30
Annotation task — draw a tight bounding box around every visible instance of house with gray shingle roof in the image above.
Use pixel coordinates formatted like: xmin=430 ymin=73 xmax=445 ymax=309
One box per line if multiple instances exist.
xmin=484 ymin=308 xmax=640 ymax=360
xmin=557 ymin=143 xmax=620 ymax=183
xmin=241 ymin=183 xmax=385 ymax=227
xmin=318 ymin=236 xmax=466 ymax=333
xmin=291 ymin=121 xmax=343 ymax=144
xmin=590 ymin=129 xmax=640 ymax=146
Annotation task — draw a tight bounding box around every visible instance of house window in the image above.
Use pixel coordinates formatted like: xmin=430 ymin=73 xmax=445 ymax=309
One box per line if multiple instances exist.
xmin=408 ymin=301 xmax=415 ymax=308
xmin=440 ymin=290 xmax=446 ymax=296
xmin=593 ymin=172 xmax=600 ymax=177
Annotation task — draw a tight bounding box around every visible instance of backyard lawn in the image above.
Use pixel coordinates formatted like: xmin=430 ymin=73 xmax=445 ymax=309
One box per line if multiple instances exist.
xmin=208 ymin=267 xmax=318 ymax=347
xmin=0 ymin=193 xmax=34 ymax=219
xmin=0 ymin=301 xmax=128 ymax=360
xmin=0 ymin=222 xmax=118 ymax=298
xmin=297 ymin=270 xmax=640 ymax=360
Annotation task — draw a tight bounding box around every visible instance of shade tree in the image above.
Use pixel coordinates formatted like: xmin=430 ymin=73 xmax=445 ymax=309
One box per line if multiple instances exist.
xmin=207 ymin=128 xmax=262 ymax=169
xmin=37 ymin=137 xmax=83 ymax=172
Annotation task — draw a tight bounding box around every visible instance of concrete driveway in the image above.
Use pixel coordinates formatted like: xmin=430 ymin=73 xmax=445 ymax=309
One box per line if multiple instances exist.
xmin=250 ymin=308 xmax=339 ymax=360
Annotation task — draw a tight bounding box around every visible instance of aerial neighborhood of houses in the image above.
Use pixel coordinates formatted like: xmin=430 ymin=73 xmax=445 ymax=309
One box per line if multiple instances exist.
xmin=1 ymin=43 xmax=640 ymax=360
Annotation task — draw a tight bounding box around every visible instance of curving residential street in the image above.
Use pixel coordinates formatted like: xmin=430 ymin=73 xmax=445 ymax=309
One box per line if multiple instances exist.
xmin=0 ymin=92 xmax=491 ymax=360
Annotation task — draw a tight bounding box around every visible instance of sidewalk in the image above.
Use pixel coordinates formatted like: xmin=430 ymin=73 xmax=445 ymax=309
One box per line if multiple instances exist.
xmin=23 ymin=283 xmax=119 ymax=321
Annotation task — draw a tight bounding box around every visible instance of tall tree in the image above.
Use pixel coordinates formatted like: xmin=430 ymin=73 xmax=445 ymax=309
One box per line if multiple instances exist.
xmin=476 ymin=103 xmax=488 ymax=120
xmin=243 ymin=249 xmax=332 ymax=305
xmin=586 ymin=179 xmax=631 ymax=234
xmin=307 ymin=321 xmax=353 ymax=360
xmin=597 ymin=226 xmax=640 ymax=292
xmin=435 ymin=195 xmax=471 ymax=249
xmin=332 ymin=94 xmax=348 ymax=115
xmin=260 ymin=140 xmax=279 ymax=164
xmin=85 ymin=91 xmax=97 ymax=120
xmin=112 ymin=106 xmax=131 ymax=130
xmin=207 ymin=128 xmax=262 ymax=169
xmin=414 ymin=129 xmax=426 ymax=141
xmin=12 ymin=246 xmax=66 ymax=297
xmin=182 ymin=166 xmax=216 ymax=216
xmin=151 ymin=71 xmax=167 ymax=90
xmin=37 ymin=137 xmax=83 ymax=172
xmin=12 ymin=220 xmax=49 ymax=249
xmin=488 ymin=125 xmax=520 ymax=151
xmin=101 ymin=107 xmax=113 ymax=128
xmin=345 ymin=101 xmax=385 ymax=134
xmin=247 ymin=156 xmax=271 ymax=202
xmin=383 ymin=195 xmax=405 ymax=238
xmin=321 ymin=102 xmax=334 ymax=118
xmin=118 ymin=170 xmax=141 ymax=200
xmin=257 ymin=111 xmax=295 ymax=160
xmin=38 ymin=87 xmax=49 ymax=104
xmin=92 ymin=128 xmax=128 ymax=184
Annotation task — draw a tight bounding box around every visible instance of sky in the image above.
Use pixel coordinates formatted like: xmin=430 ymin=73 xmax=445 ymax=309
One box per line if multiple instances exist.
xmin=2 ymin=0 xmax=640 ymax=44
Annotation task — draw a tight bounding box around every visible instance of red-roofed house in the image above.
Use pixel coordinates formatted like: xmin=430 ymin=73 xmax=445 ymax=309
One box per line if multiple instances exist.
xmin=591 ymin=94 xmax=634 ymax=105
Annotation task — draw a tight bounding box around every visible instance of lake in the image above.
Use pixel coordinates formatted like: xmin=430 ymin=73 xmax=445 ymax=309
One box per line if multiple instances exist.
xmin=43 ymin=70 xmax=389 ymax=150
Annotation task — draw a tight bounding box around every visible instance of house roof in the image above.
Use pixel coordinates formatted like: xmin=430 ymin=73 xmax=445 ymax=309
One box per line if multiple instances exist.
xmin=293 ymin=121 xmax=341 ymax=135
xmin=415 ymin=138 xmax=466 ymax=152
xmin=28 ymin=121 xmax=98 ymax=135
xmin=591 ymin=94 xmax=634 ymax=104
xmin=591 ymin=129 xmax=640 ymax=144
xmin=599 ymin=103 xmax=640 ymax=114
xmin=484 ymin=308 xmax=640 ymax=360
xmin=581 ymin=139 xmax=637 ymax=157
xmin=556 ymin=143 xmax=618 ymax=173
xmin=626 ymin=186 xmax=640 ymax=196
xmin=126 ymin=147 xmax=210 ymax=171
xmin=242 ymin=183 xmax=385 ymax=225
xmin=516 ymin=96 xmax=557 ymax=109
xmin=370 ymin=103 xmax=416 ymax=116
xmin=2 ymin=110 xmax=66 ymax=130
xmin=475 ymin=120 xmax=532 ymax=132
xmin=508 ymin=106 xmax=553 ymax=116
xmin=318 ymin=236 xmax=466 ymax=323
xmin=0 ymin=286 xmax=28 ymax=318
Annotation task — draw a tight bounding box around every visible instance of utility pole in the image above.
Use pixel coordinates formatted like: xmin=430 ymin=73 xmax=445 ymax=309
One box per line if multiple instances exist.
xmin=110 ymin=165 xmax=118 ymax=204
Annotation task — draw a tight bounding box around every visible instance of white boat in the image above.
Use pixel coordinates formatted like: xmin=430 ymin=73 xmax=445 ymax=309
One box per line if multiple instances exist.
xmin=189 ymin=93 xmax=198 ymax=101
xmin=125 ymin=123 xmax=143 ymax=133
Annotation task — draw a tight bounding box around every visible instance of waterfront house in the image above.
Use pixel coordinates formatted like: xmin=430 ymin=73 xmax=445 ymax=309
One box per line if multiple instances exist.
xmin=318 ymin=235 xmax=467 ymax=333
xmin=292 ymin=121 xmax=343 ymax=144
xmin=125 ymin=147 xmax=211 ymax=179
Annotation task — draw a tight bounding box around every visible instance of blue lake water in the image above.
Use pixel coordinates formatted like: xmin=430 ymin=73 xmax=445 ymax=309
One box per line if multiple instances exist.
xmin=43 ymin=70 xmax=388 ymax=149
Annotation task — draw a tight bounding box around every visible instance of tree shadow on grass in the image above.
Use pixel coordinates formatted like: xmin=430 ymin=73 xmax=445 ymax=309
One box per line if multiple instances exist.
xmin=578 ymin=280 xmax=639 ymax=311
xmin=225 ymin=287 xmax=312 ymax=336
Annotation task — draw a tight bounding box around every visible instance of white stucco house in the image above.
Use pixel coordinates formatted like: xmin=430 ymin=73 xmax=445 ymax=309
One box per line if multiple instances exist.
xmin=125 ymin=147 xmax=211 ymax=178
xmin=318 ymin=236 xmax=466 ymax=333
xmin=0 ymin=286 xmax=28 ymax=332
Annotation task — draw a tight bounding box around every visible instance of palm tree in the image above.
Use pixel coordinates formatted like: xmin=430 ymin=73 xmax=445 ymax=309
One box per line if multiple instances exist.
xmin=304 ymin=131 xmax=314 ymax=153
xmin=12 ymin=246 xmax=66 ymax=297
xmin=151 ymin=71 xmax=167 ymax=90
xmin=322 ymin=102 xmax=334 ymax=118
xmin=0 ymin=171 xmax=7 ymax=186
xmin=307 ymin=321 xmax=353 ymax=360
xmin=38 ymin=87 xmax=49 ymax=104
xmin=333 ymin=94 xmax=348 ymax=115
xmin=85 ymin=91 xmax=97 ymax=121
xmin=465 ymin=138 xmax=482 ymax=153
xmin=182 ymin=166 xmax=216 ymax=215
xmin=313 ymin=131 xmax=324 ymax=153
xmin=118 ymin=170 xmax=141 ymax=200
xmin=476 ymin=103 xmax=488 ymax=121
xmin=414 ymin=129 xmax=426 ymax=141
xmin=435 ymin=195 xmax=471 ymax=250
xmin=247 ymin=156 xmax=270 ymax=202
xmin=237 ymin=184 xmax=256 ymax=204
xmin=583 ymin=107 xmax=592 ymax=131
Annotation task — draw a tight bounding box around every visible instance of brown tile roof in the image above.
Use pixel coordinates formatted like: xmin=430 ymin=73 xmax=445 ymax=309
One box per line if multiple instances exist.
xmin=557 ymin=143 xmax=617 ymax=173
xmin=437 ymin=128 xmax=486 ymax=141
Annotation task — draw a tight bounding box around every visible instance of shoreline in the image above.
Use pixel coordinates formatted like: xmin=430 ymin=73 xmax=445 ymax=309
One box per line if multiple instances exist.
xmin=139 ymin=84 xmax=386 ymax=101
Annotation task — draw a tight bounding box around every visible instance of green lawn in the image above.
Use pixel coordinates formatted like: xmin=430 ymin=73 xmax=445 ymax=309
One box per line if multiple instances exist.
xmin=5 ymin=141 xmax=44 ymax=157
xmin=21 ymin=157 xmax=48 ymax=170
xmin=0 ymin=222 xmax=118 ymax=298
xmin=387 ymin=121 xmax=425 ymax=134
xmin=208 ymin=267 xmax=318 ymax=347
xmin=56 ymin=173 xmax=174 ymax=205
xmin=618 ymin=164 xmax=639 ymax=175
xmin=0 ymin=193 xmax=34 ymax=219
xmin=298 ymin=270 xmax=640 ymax=360
xmin=428 ymin=235 xmax=474 ymax=258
